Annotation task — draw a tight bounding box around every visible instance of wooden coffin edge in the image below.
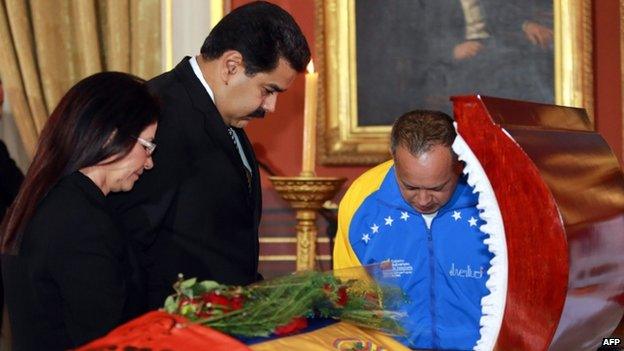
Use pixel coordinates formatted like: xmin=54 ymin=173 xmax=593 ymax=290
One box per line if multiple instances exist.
xmin=453 ymin=95 xmax=569 ymax=351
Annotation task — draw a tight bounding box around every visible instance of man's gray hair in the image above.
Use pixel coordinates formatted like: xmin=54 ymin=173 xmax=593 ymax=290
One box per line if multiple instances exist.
xmin=390 ymin=110 xmax=457 ymax=156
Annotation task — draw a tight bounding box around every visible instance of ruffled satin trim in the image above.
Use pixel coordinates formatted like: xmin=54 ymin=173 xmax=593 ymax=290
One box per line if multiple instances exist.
xmin=452 ymin=126 xmax=508 ymax=351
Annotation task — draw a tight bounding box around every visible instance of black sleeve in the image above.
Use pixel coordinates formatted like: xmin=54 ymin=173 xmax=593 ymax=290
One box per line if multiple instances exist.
xmin=47 ymin=216 xmax=127 ymax=345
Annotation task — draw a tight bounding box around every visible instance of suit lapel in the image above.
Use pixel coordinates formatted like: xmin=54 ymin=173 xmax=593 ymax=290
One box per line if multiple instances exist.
xmin=173 ymin=57 xmax=256 ymax=199
xmin=235 ymin=128 xmax=262 ymax=226
xmin=233 ymin=128 xmax=260 ymax=192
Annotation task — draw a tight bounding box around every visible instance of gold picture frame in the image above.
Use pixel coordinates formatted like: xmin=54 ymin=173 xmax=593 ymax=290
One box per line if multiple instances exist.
xmin=317 ymin=0 xmax=593 ymax=165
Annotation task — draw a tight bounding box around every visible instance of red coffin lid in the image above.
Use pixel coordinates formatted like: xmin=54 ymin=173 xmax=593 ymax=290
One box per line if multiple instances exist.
xmin=452 ymin=95 xmax=624 ymax=351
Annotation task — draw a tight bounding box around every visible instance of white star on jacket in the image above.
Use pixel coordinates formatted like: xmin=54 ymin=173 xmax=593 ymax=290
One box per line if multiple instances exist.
xmin=468 ymin=216 xmax=478 ymax=227
xmin=362 ymin=233 xmax=371 ymax=243
xmin=384 ymin=216 xmax=394 ymax=226
xmin=452 ymin=210 xmax=462 ymax=221
xmin=400 ymin=211 xmax=410 ymax=221
xmin=367 ymin=212 xmax=478 ymax=243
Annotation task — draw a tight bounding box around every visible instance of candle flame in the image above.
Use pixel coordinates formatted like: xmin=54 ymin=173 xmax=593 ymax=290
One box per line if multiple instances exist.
xmin=306 ymin=60 xmax=315 ymax=74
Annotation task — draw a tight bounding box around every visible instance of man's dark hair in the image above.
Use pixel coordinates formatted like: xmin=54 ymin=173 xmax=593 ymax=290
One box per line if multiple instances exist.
xmin=390 ymin=110 xmax=456 ymax=156
xmin=200 ymin=1 xmax=311 ymax=75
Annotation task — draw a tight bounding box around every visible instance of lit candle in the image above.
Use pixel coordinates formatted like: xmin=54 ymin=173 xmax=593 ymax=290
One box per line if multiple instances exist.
xmin=301 ymin=59 xmax=318 ymax=177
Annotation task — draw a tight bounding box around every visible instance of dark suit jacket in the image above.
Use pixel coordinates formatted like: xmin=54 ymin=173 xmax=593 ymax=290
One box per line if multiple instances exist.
xmin=110 ymin=57 xmax=262 ymax=310
xmin=2 ymin=172 xmax=141 ymax=351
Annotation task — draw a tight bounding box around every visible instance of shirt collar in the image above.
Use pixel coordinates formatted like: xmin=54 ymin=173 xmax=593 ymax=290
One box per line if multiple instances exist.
xmin=189 ymin=55 xmax=215 ymax=102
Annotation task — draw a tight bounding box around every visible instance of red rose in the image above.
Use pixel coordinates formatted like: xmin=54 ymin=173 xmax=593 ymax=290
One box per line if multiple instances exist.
xmin=202 ymin=292 xmax=230 ymax=308
xmin=229 ymin=295 xmax=245 ymax=310
xmin=337 ymin=286 xmax=348 ymax=306
xmin=274 ymin=317 xmax=308 ymax=336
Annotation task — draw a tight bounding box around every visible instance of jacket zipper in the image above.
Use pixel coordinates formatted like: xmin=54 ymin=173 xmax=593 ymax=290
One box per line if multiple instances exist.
xmin=426 ymin=217 xmax=440 ymax=349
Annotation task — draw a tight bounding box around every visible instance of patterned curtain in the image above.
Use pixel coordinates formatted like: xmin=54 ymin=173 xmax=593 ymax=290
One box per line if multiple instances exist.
xmin=0 ymin=0 xmax=162 ymax=157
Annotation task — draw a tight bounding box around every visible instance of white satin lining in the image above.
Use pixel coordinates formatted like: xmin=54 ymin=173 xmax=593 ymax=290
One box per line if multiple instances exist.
xmin=452 ymin=125 xmax=508 ymax=351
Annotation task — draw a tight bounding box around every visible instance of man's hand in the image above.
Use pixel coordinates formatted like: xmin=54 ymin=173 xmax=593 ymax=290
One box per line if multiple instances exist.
xmin=453 ymin=41 xmax=484 ymax=61
xmin=523 ymin=21 xmax=553 ymax=49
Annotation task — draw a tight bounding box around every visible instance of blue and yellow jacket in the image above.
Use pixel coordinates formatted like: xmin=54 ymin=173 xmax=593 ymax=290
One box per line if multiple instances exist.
xmin=334 ymin=161 xmax=492 ymax=350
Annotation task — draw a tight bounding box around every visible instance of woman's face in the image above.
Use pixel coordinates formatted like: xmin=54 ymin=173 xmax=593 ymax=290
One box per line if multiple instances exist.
xmin=107 ymin=122 xmax=157 ymax=193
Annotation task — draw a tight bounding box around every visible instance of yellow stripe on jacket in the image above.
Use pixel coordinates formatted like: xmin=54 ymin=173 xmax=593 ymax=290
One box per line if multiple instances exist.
xmin=333 ymin=160 xmax=394 ymax=270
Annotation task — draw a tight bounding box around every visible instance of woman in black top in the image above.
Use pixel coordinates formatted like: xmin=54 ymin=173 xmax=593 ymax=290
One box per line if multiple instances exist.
xmin=0 ymin=72 xmax=159 ymax=350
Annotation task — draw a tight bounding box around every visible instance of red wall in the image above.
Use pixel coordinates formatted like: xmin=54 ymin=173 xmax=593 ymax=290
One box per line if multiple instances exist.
xmin=594 ymin=0 xmax=623 ymax=164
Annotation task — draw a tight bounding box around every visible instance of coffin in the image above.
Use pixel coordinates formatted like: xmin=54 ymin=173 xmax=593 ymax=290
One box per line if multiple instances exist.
xmin=453 ymin=95 xmax=624 ymax=351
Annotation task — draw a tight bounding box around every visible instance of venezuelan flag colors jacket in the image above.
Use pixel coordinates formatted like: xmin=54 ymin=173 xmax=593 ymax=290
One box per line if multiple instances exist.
xmin=334 ymin=160 xmax=492 ymax=350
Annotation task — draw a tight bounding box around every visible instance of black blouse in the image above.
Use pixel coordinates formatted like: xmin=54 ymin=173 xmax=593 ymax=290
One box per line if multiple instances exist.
xmin=2 ymin=171 xmax=144 ymax=351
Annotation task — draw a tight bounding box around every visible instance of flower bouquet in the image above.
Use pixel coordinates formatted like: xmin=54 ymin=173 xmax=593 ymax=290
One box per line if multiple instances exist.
xmin=163 ymin=265 xmax=408 ymax=338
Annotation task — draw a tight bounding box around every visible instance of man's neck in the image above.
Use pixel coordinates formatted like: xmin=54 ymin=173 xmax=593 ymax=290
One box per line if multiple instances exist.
xmin=195 ymin=55 xmax=217 ymax=94
xmin=194 ymin=55 xmax=231 ymax=125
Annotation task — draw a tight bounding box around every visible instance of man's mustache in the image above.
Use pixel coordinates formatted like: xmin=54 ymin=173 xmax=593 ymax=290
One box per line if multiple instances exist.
xmin=247 ymin=107 xmax=266 ymax=118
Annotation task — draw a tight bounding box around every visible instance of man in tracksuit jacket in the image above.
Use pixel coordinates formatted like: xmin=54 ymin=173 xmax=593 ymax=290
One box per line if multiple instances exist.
xmin=334 ymin=110 xmax=492 ymax=350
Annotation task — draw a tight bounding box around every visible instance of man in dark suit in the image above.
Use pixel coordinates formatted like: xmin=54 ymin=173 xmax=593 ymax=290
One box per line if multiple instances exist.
xmin=111 ymin=1 xmax=310 ymax=310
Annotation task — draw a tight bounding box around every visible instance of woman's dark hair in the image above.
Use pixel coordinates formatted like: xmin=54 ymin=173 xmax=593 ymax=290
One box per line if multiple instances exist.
xmin=1 ymin=72 xmax=159 ymax=253
xmin=200 ymin=1 xmax=311 ymax=75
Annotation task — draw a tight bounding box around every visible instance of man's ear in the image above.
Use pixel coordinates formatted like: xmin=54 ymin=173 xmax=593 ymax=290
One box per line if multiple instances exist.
xmin=219 ymin=50 xmax=244 ymax=83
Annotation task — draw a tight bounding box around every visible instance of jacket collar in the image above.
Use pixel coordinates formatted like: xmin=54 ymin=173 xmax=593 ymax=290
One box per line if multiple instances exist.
xmin=173 ymin=58 xmax=240 ymax=160
xmin=172 ymin=57 xmax=229 ymax=134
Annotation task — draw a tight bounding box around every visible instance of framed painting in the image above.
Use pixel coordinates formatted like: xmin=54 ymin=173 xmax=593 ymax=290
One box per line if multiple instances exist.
xmin=317 ymin=0 xmax=593 ymax=165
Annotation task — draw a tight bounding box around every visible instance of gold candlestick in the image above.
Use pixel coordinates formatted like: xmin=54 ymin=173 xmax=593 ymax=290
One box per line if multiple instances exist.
xmin=269 ymin=176 xmax=345 ymax=271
